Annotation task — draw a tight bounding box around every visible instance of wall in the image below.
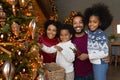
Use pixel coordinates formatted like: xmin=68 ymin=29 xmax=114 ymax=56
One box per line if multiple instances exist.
xmin=55 ymin=0 xmax=120 ymax=36
xmin=31 ymin=0 xmax=47 ymax=35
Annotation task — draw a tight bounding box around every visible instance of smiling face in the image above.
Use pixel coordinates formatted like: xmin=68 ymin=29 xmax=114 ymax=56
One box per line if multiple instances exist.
xmin=88 ymin=15 xmax=101 ymax=31
xmin=60 ymin=29 xmax=72 ymax=42
xmin=73 ymin=16 xmax=84 ymax=34
xmin=46 ymin=24 xmax=57 ymax=39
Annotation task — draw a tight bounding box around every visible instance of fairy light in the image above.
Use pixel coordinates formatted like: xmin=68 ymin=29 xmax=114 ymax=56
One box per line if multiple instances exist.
xmin=1 ymin=34 xmax=4 ymax=39
xmin=18 ymin=51 xmax=21 ymax=55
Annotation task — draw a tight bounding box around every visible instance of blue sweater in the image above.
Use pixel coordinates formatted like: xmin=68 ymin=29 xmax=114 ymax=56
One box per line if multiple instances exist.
xmin=87 ymin=29 xmax=108 ymax=64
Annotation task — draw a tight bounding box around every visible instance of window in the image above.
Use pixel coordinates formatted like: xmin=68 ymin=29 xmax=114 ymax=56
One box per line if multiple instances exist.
xmin=114 ymin=22 xmax=120 ymax=37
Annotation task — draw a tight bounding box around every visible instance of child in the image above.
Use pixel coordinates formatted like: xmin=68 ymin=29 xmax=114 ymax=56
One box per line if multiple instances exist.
xmin=41 ymin=24 xmax=76 ymax=80
xmin=84 ymin=3 xmax=113 ymax=80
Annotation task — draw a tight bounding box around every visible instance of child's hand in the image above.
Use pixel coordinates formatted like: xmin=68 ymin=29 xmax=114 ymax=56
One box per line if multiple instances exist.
xmin=70 ymin=47 xmax=81 ymax=57
xmin=54 ymin=46 xmax=63 ymax=52
xmin=78 ymin=54 xmax=88 ymax=61
xmin=102 ymin=56 xmax=110 ymax=63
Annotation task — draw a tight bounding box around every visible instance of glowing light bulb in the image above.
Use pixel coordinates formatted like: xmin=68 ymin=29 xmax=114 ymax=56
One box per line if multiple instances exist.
xmin=1 ymin=34 xmax=4 ymax=39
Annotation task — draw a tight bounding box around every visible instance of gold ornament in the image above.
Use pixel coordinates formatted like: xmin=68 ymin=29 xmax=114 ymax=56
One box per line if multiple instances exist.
xmin=11 ymin=22 xmax=20 ymax=37
xmin=0 ymin=4 xmax=6 ymax=27
xmin=7 ymin=0 xmax=17 ymax=16
xmin=19 ymin=0 xmax=28 ymax=8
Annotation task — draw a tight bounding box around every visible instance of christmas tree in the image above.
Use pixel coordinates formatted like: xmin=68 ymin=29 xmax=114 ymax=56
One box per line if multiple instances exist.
xmin=0 ymin=0 xmax=44 ymax=79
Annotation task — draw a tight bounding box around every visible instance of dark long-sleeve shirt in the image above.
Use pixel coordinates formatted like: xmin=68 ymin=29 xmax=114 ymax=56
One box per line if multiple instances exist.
xmin=72 ymin=33 xmax=93 ymax=76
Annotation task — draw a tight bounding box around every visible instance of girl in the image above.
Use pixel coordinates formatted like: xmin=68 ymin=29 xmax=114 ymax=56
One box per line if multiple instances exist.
xmin=84 ymin=3 xmax=113 ymax=80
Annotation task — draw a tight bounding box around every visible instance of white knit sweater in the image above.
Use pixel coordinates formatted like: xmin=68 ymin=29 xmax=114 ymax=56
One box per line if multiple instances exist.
xmin=42 ymin=40 xmax=75 ymax=73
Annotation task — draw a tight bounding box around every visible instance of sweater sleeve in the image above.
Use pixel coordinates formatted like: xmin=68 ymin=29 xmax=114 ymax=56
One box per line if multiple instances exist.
xmin=88 ymin=33 xmax=109 ymax=59
xmin=88 ymin=50 xmax=108 ymax=59
xmin=61 ymin=44 xmax=75 ymax=63
xmin=41 ymin=44 xmax=57 ymax=53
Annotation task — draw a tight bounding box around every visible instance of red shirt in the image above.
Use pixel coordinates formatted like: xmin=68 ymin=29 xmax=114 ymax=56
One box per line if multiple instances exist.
xmin=72 ymin=33 xmax=93 ymax=76
xmin=39 ymin=35 xmax=59 ymax=63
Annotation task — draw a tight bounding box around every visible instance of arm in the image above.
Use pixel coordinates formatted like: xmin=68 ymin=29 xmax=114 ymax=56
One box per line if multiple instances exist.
xmin=60 ymin=44 xmax=75 ymax=63
xmin=88 ymin=50 xmax=108 ymax=59
xmin=41 ymin=44 xmax=57 ymax=53
xmin=88 ymin=34 xmax=109 ymax=59
xmin=61 ymin=48 xmax=75 ymax=63
xmin=77 ymin=53 xmax=88 ymax=61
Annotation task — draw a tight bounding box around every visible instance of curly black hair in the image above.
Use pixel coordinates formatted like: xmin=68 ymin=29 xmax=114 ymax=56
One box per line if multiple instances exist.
xmin=44 ymin=20 xmax=61 ymax=38
xmin=84 ymin=3 xmax=113 ymax=30
xmin=60 ymin=24 xmax=75 ymax=39
xmin=72 ymin=13 xmax=85 ymax=26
